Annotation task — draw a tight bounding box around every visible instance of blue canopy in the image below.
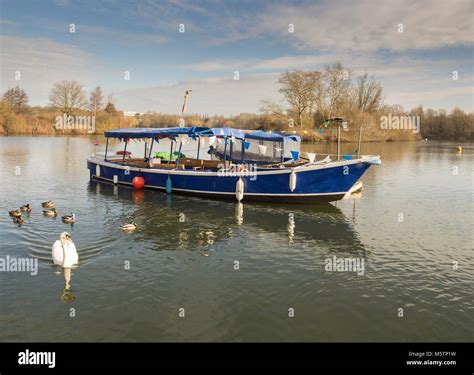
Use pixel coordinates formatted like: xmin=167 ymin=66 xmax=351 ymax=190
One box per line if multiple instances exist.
xmin=104 ymin=126 xmax=300 ymax=144
xmin=195 ymin=127 xmax=246 ymax=140
xmin=244 ymin=130 xmax=300 ymax=143
xmin=104 ymin=127 xmax=209 ymax=140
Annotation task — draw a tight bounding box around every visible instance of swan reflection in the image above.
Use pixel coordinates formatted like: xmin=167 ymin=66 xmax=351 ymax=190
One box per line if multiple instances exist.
xmin=60 ymin=268 xmax=76 ymax=303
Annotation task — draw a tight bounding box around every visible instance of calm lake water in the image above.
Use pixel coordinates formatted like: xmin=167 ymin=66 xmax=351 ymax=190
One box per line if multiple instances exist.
xmin=0 ymin=136 xmax=473 ymax=342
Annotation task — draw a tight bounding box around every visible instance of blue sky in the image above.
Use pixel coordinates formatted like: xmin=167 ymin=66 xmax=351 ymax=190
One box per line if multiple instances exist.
xmin=1 ymin=0 xmax=472 ymax=115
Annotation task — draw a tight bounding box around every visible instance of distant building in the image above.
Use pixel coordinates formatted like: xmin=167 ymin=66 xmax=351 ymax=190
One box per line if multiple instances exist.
xmin=123 ymin=111 xmax=146 ymax=118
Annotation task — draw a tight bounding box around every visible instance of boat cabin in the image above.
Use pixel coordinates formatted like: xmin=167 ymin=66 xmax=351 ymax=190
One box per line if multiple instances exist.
xmin=101 ymin=127 xmax=302 ymax=172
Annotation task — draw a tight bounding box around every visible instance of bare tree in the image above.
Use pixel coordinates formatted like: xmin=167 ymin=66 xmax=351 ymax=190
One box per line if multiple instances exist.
xmin=275 ymin=64 xmax=389 ymax=129
xmin=355 ymin=73 xmax=383 ymax=112
xmin=2 ymin=86 xmax=28 ymax=113
xmin=309 ymin=71 xmax=325 ymax=120
xmin=107 ymin=94 xmax=115 ymax=105
xmin=49 ymin=80 xmax=87 ymax=117
xmin=104 ymin=94 xmax=117 ymax=114
xmin=277 ymin=70 xmax=316 ymax=127
xmin=89 ymin=86 xmax=104 ymax=117
xmin=323 ymin=63 xmax=352 ymax=119
xmin=259 ymin=99 xmax=286 ymax=117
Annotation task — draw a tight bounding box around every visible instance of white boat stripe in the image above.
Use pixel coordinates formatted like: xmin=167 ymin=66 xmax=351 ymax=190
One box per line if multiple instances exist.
xmin=92 ymin=175 xmax=347 ymax=196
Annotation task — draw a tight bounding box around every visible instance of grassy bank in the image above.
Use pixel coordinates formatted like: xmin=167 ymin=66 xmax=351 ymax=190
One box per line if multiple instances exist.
xmin=1 ymin=101 xmax=472 ymax=142
xmin=0 ymin=101 xmax=137 ymax=136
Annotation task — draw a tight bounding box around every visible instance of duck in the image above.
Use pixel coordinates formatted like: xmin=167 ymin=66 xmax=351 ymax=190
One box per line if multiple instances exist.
xmin=20 ymin=204 xmax=32 ymax=213
xmin=13 ymin=216 xmax=24 ymax=224
xmin=62 ymin=213 xmax=75 ymax=224
xmin=9 ymin=209 xmax=21 ymax=218
xmin=42 ymin=200 xmax=54 ymax=209
xmin=52 ymin=232 xmax=79 ymax=268
xmin=120 ymin=222 xmax=137 ymax=231
xmin=43 ymin=208 xmax=57 ymax=217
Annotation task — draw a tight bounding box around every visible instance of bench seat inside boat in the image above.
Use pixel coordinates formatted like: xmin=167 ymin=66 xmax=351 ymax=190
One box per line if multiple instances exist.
xmin=110 ymin=158 xmax=230 ymax=171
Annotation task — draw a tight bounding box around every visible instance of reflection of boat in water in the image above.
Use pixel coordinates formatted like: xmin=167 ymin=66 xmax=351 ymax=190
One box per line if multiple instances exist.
xmin=88 ymin=182 xmax=366 ymax=254
xmin=343 ymin=180 xmax=363 ymax=199
xmin=87 ymin=127 xmax=381 ymax=204
xmin=348 ymin=180 xmax=363 ymax=194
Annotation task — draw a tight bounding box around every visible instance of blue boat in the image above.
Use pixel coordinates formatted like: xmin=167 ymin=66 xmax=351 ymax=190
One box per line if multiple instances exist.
xmin=87 ymin=127 xmax=381 ymax=204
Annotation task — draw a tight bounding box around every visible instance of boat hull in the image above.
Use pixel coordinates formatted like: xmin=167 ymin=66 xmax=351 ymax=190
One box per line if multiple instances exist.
xmin=87 ymin=158 xmax=372 ymax=204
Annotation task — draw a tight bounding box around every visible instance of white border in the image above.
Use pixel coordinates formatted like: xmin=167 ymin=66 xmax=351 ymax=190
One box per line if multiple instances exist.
xmin=91 ymin=175 xmax=347 ymax=197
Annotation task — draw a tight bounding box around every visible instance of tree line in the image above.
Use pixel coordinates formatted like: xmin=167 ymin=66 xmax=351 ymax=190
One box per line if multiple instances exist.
xmin=0 ymin=82 xmax=135 ymax=135
xmin=1 ymin=69 xmax=472 ymax=140
xmin=259 ymin=63 xmax=472 ymax=140
xmin=260 ymin=63 xmax=383 ymax=128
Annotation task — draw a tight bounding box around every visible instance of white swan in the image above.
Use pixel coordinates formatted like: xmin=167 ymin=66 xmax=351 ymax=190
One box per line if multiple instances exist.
xmin=52 ymin=232 xmax=78 ymax=268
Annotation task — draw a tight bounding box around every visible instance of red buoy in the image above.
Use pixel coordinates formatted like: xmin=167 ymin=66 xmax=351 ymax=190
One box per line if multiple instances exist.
xmin=132 ymin=176 xmax=145 ymax=189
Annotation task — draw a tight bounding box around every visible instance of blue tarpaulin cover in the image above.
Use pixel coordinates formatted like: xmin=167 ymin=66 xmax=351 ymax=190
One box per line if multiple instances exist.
xmin=245 ymin=130 xmax=300 ymax=143
xmin=105 ymin=127 xmax=301 ymax=144
xmin=195 ymin=127 xmax=246 ymax=140
xmin=104 ymin=127 xmax=209 ymax=140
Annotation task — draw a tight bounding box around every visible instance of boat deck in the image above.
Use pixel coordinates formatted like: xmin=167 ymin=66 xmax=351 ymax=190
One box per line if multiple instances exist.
xmin=107 ymin=156 xmax=313 ymax=171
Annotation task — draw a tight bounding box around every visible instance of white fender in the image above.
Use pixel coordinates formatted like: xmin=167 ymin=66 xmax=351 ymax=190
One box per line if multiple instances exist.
xmin=236 ymin=178 xmax=244 ymax=202
xmin=95 ymin=165 xmax=101 ymax=177
xmin=289 ymin=169 xmax=297 ymax=192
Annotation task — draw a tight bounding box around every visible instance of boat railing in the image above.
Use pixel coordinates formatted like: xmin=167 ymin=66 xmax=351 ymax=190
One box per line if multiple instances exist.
xmin=299 ymin=153 xmax=376 ymax=161
xmin=94 ymin=155 xmax=234 ymax=171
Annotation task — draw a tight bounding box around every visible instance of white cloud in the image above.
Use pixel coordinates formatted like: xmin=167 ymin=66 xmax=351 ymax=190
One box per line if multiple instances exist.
xmin=114 ymin=0 xmax=205 ymax=34
xmin=175 ymin=54 xmax=344 ymax=72
xmin=0 ymin=19 xmax=17 ymax=26
xmin=387 ymin=86 xmax=473 ymax=110
xmin=2 ymin=0 xmax=472 ymax=115
xmin=113 ymin=68 xmax=473 ymax=115
xmin=4 ymin=18 xmax=169 ymax=47
xmin=74 ymin=25 xmax=168 ymax=46
xmin=114 ymin=73 xmax=282 ymax=116
xmin=2 ymin=33 xmax=471 ymax=114
xmin=251 ymin=0 xmax=473 ymax=52
xmin=175 ymin=52 xmax=469 ymax=85
xmin=0 ymin=35 xmax=100 ymax=103
xmin=175 ymin=60 xmax=252 ymax=72
xmin=116 ymin=47 xmax=474 ymax=114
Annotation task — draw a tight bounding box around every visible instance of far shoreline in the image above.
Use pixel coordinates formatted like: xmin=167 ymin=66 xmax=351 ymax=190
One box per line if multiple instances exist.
xmin=1 ymin=133 xmax=470 ymax=144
